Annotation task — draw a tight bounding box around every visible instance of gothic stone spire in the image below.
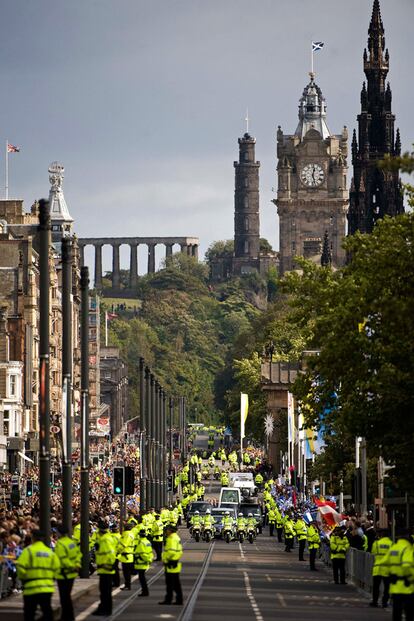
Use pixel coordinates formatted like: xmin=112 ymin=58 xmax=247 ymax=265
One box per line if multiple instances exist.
xmin=348 ymin=0 xmax=403 ymax=236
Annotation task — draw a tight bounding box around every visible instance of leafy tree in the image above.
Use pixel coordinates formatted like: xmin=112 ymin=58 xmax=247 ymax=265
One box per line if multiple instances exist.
xmin=282 ymin=214 xmax=414 ymax=494
xmin=204 ymin=240 xmax=234 ymax=264
xmin=259 ymin=238 xmax=274 ymax=253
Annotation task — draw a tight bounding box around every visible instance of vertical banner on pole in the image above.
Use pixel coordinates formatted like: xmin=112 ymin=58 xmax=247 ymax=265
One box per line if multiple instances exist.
xmin=240 ymin=393 xmax=249 ymax=459
xmin=287 ymin=392 xmax=295 ymax=480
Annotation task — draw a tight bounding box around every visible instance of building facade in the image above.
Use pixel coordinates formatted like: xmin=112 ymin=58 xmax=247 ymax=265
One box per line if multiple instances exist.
xmin=100 ymin=346 xmax=128 ymax=439
xmin=0 ymin=162 xmax=81 ymax=470
xmin=275 ymin=76 xmax=348 ymax=275
xmin=348 ymin=0 xmax=404 ymax=235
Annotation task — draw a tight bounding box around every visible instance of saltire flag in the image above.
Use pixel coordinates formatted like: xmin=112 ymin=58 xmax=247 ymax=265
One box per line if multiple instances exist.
xmin=7 ymin=143 xmax=20 ymax=153
xmin=312 ymin=41 xmax=324 ymax=52
xmin=240 ymin=393 xmax=249 ymax=440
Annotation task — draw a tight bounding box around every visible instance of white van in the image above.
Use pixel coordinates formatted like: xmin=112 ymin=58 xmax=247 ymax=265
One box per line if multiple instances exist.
xmin=229 ymin=472 xmax=256 ymax=498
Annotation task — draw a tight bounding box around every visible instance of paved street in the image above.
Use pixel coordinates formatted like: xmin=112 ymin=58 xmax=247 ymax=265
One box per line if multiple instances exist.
xmin=67 ymin=478 xmax=387 ymax=621
xmin=71 ymin=528 xmax=387 ymax=621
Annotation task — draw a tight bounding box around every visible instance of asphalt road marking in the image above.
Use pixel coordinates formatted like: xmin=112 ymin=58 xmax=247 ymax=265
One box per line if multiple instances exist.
xmin=243 ymin=571 xmax=264 ymax=621
xmin=277 ymin=593 xmax=287 ymax=608
xmin=238 ymin=542 xmax=246 ymax=561
xmin=265 ymin=574 xmax=272 ymax=582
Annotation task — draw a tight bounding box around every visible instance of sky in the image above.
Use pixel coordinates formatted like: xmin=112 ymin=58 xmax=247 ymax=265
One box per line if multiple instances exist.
xmin=0 ymin=0 xmax=412 ymax=272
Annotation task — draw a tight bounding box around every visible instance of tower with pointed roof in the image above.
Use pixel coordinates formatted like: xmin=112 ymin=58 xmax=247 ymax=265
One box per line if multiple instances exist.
xmin=348 ymin=0 xmax=403 ymax=235
xmin=48 ymin=161 xmax=74 ymax=245
xmin=274 ymin=74 xmax=348 ymax=274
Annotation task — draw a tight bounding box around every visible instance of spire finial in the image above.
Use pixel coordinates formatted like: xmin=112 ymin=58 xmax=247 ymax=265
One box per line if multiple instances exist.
xmin=395 ymin=128 xmax=401 ymax=155
xmin=321 ymin=230 xmax=332 ymax=267
xmin=245 ymin=108 xmax=250 ymax=134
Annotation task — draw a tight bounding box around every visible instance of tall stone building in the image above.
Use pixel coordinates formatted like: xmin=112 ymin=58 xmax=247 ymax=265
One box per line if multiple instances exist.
xmin=275 ymin=75 xmax=348 ymax=274
xmin=233 ymin=132 xmax=261 ymax=274
xmin=210 ymin=131 xmax=277 ymax=281
xmin=348 ymin=0 xmax=404 ymax=234
xmin=0 ymin=163 xmax=82 ymax=469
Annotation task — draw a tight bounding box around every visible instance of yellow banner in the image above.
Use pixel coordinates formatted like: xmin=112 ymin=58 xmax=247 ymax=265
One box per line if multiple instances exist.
xmin=240 ymin=393 xmax=249 ymax=439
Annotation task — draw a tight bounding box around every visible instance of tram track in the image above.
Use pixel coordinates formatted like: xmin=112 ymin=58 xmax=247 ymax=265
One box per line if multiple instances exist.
xmin=76 ymin=528 xmax=216 ymax=621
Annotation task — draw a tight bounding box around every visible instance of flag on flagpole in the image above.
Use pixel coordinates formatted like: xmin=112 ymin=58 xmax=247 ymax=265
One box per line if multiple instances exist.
xmin=240 ymin=393 xmax=249 ymax=440
xmin=312 ymin=41 xmax=324 ymax=52
xmin=7 ymin=143 xmax=20 ymax=153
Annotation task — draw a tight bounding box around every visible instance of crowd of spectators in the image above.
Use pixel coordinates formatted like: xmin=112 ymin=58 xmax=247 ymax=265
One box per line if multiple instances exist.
xmin=0 ymin=439 xmax=141 ymax=597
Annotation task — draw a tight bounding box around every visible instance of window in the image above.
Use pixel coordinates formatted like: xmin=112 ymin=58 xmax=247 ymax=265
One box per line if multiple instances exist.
xmin=244 ymin=177 xmax=249 ymax=188
xmin=244 ymin=196 xmax=249 ymax=209
xmin=244 ymin=241 xmax=249 ymax=254
xmin=244 ymin=151 xmax=249 ymax=162
xmin=244 ymin=217 xmax=249 ymax=232
xmin=9 ymin=375 xmax=17 ymax=398
xmin=3 ymin=411 xmax=9 ymax=436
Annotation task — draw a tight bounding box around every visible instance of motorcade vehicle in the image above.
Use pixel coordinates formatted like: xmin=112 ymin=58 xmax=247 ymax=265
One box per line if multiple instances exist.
xmin=210 ymin=507 xmax=237 ymax=539
xmin=203 ymin=525 xmax=213 ymax=543
xmin=247 ymin=523 xmax=256 ymax=544
xmin=191 ymin=521 xmax=201 ymax=542
xmin=186 ymin=501 xmax=212 ymax=527
xmin=229 ymin=472 xmax=257 ymax=498
xmin=239 ymin=503 xmax=264 ymax=533
xmin=219 ymin=487 xmax=241 ymax=506
xmin=237 ymin=523 xmax=246 ymax=543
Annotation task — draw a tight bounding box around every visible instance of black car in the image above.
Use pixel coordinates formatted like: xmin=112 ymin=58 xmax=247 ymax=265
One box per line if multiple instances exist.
xmin=186 ymin=501 xmax=212 ymax=527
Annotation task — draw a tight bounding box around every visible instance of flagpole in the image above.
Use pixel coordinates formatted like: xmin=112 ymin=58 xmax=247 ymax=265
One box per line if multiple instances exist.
xmin=5 ymin=140 xmax=8 ymax=200
xmin=240 ymin=392 xmax=243 ymax=467
xmin=311 ymin=44 xmax=314 ymax=75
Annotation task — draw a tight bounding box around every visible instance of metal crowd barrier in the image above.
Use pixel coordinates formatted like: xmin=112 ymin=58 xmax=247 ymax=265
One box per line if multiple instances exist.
xmin=0 ymin=559 xmax=12 ymax=599
xmin=320 ymin=542 xmax=373 ymax=594
xmin=346 ymin=548 xmax=373 ymax=593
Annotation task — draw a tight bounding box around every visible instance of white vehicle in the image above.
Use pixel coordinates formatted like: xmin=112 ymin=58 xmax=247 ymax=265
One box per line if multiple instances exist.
xmin=229 ymin=472 xmax=257 ymax=498
xmin=219 ymin=487 xmax=241 ymax=506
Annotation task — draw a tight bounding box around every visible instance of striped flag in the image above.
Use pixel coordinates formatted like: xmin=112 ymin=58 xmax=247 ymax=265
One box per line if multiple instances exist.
xmin=7 ymin=143 xmax=20 ymax=153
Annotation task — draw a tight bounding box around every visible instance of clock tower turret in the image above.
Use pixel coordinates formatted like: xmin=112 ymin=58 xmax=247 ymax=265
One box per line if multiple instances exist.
xmin=274 ymin=75 xmax=348 ymax=274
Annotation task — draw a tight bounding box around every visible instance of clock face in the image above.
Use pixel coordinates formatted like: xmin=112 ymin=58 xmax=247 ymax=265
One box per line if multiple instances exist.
xmin=300 ymin=163 xmax=325 ymax=187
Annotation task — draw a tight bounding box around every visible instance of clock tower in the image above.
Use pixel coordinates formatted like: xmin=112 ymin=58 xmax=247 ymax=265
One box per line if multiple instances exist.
xmin=275 ymin=75 xmax=348 ymax=274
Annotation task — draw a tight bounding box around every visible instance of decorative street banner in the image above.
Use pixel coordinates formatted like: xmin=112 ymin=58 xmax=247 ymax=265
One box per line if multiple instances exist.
xmin=240 ymin=393 xmax=249 ymax=440
xmin=96 ymin=416 xmax=110 ymax=435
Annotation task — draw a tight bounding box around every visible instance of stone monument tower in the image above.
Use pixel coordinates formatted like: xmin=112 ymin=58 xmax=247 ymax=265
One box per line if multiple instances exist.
xmin=232 ymin=132 xmax=261 ymax=275
xmin=348 ymin=0 xmax=403 ymax=235
xmin=275 ymin=75 xmax=348 ymax=274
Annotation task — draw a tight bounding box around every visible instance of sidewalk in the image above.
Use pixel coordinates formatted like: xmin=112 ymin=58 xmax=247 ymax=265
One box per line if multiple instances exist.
xmin=0 ymin=575 xmax=99 ymax=619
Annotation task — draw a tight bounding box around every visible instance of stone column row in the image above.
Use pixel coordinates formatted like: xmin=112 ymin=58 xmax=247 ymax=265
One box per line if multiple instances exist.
xmin=180 ymin=244 xmax=199 ymax=259
xmin=80 ymin=242 xmax=199 ymax=290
